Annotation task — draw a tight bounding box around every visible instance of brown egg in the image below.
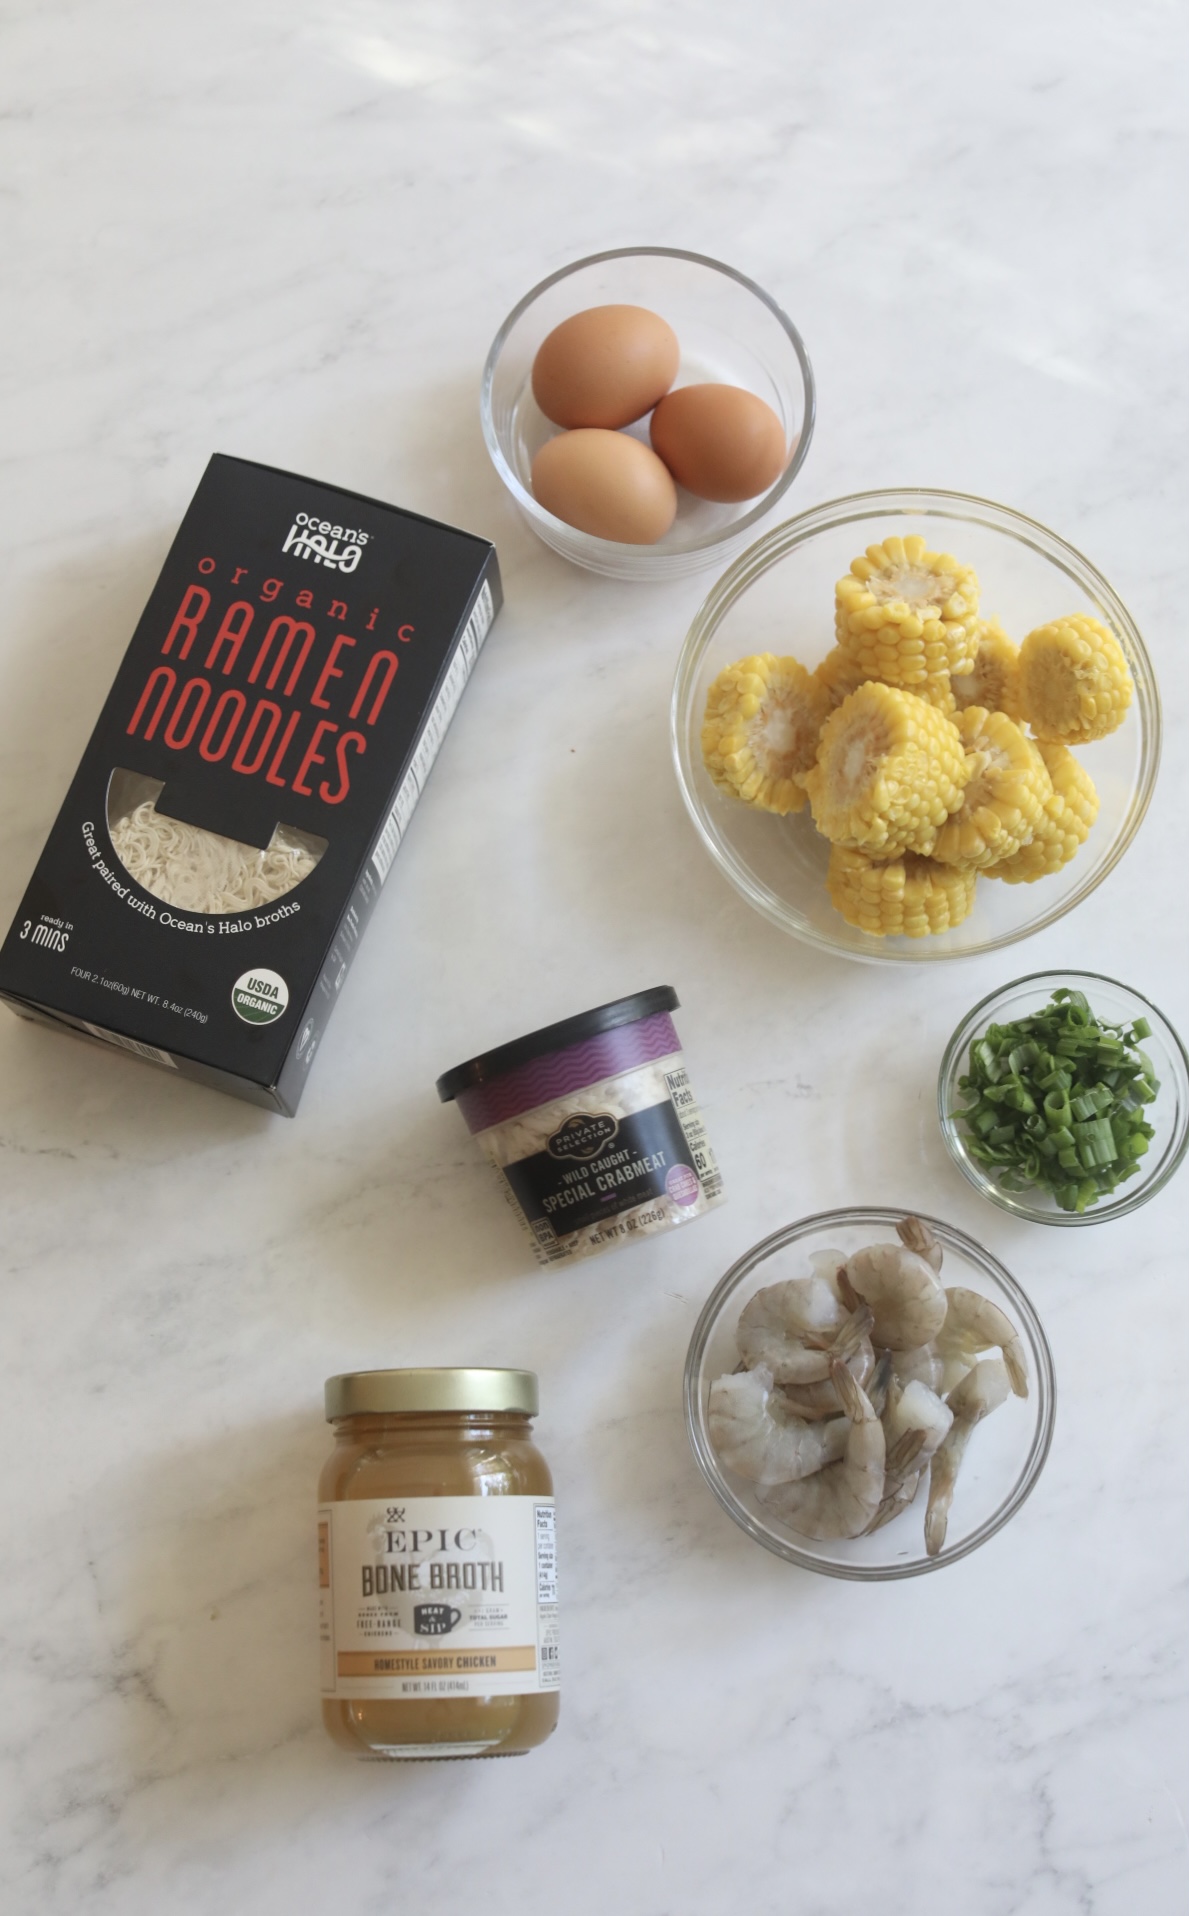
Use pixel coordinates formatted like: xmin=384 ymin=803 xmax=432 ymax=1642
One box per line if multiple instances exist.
xmin=650 ymin=384 xmax=788 ymax=503
xmin=531 ymin=429 xmax=678 ymax=544
xmin=531 ymin=305 xmax=680 ymax=430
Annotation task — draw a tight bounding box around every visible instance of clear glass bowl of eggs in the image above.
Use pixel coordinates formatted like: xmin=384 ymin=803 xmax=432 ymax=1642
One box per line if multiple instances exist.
xmin=480 ymin=247 xmax=815 ymax=580
xmin=684 ymin=1208 xmax=1055 ymax=1580
xmin=671 ymin=489 xmax=1160 ymax=961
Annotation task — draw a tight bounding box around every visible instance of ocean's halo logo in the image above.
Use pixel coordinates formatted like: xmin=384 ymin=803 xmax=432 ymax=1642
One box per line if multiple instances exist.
xmin=282 ymin=512 xmax=369 ymax=574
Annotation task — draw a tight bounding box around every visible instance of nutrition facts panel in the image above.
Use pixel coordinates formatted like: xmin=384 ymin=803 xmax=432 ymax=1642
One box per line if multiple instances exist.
xmin=665 ymin=1062 xmax=724 ymax=1198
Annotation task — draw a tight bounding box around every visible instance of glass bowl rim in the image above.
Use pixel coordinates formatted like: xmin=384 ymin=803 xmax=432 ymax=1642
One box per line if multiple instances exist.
xmin=479 ymin=244 xmax=818 ymax=560
xmin=670 ymin=486 xmax=1162 ymax=963
xmin=684 ymin=1204 xmax=1056 ymax=1581
xmin=938 ymin=967 xmax=1189 ymax=1225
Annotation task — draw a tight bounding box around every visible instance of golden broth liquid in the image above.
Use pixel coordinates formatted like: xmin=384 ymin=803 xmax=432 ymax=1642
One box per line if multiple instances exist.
xmin=320 ymin=1411 xmax=559 ymax=1759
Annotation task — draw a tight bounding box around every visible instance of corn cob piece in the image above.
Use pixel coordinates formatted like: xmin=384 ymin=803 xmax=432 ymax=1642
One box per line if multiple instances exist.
xmin=835 ymin=535 xmax=980 ymax=685
xmin=812 ymin=645 xmax=870 ymax=712
xmin=917 ymin=672 xmax=958 ymax=716
xmin=931 ymin=707 xmax=1049 ymax=869
xmin=803 ymin=681 xmax=970 ymax=858
xmin=827 ymin=846 xmax=977 ymax=937
xmin=984 ymin=741 xmax=1099 ymax=883
xmin=839 ymin=612 xmax=977 ymax=690
xmin=1016 ymin=614 xmax=1132 ymax=744
xmin=951 ymin=617 xmax=1022 ymax=716
xmin=701 ymin=654 xmax=830 ymax=814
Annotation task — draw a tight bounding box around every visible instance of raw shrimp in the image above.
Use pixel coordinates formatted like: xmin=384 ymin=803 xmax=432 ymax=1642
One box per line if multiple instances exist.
xmin=864 ymin=1349 xmax=895 ymax=1418
xmin=707 ymin=1366 xmax=847 ymax=1486
xmin=883 ymin=1376 xmax=954 ymax=1462
xmin=772 ymin=1309 xmax=875 ymax=1420
xmin=845 ymin=1235 xmax=948 ymax=1349
xmin=864 ymin=1376 xmax=952 ymax=1534
xmin=887 ymin=1345 xmax=946 ymax=1393
xmin=896 ymin=1214 xmax=944 ymax=1274
xmin=781 ymin=1345 xmax=890 ymax=1446
xmin=737 ymin=1268 xmax=869 ymax=1385
xmin=759 ymin=1361 xmax=886 ymax=1540
xmin=866 ymin=1428 xmax=927 ymax=1533
xmin=892 ymin=1345 xmax=976 ymax=1397
xmin=925 ymin=1357 xmax=1012 ymax=1556
xmin=934 ymin=1288 xmax=1029 ymax=1398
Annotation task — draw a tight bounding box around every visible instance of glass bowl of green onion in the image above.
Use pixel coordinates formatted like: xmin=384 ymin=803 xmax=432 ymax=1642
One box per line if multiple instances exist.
xmin=939 ymin=971 xmax=1189 ymax=1224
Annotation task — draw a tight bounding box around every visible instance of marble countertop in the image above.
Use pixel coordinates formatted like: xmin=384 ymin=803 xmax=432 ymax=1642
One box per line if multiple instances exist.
xmin=2 ymin=4 xmax=1186 ymax=1911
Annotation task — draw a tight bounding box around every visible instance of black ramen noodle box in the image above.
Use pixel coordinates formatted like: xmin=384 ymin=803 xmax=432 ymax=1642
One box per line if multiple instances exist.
xmin=0 ymin=455 xmax=501 ymax=1114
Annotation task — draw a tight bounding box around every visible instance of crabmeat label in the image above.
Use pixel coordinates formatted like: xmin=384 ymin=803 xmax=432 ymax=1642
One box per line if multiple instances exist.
xmin=499 ymin=1098 xmax=701 ymax=1237
xmin=318 ymin=1495 xmax=560 ymax=1700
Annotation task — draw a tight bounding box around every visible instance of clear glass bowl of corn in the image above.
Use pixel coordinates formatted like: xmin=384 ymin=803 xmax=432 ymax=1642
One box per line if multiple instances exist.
xmin=684 ymin=1208 xmax=1055 ymax=1580
xmin=670 ymin=489 xmax=1160 ymax=962
xmin=939 ymin=970 xmax=1189 ymax=1225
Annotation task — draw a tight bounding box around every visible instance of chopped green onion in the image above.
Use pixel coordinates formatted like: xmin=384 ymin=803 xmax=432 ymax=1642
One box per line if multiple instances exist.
xmin=952 ymin=987 xmax=1161 ymax=1210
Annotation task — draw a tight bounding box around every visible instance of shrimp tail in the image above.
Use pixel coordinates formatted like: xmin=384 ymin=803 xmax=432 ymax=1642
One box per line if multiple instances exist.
xmin=829 ymin=1357 xmax=876 ymax=1424
xmin=865 ymin=1350 xmax=894 ymax=1418
xmin=886 ymin=1427 xmax=927 ymax=1479
xmin=896 ymin=1214 xmax=944 ymax=1273
xmin=836 ymin=1266 xmax=866 ymax=1314
xmin=802 ymin=1302 xmax=874 ymax=1357
xmin=867 ymin=1468 xmax=924 ymax=1533
xmin=1002 ymin=1343 xmax=1029 ymax=1400
xmin=925 ymin=1435 xmax=966 ymax=1556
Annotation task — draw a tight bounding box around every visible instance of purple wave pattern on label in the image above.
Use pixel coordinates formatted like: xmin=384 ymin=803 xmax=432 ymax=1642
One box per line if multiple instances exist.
xmin=456 ymin=1012 xmax=682 ymax=1133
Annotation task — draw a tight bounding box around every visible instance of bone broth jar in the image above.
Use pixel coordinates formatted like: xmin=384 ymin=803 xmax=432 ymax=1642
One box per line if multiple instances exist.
xmin=437 ymin=987 xmax=724 ymax=1267
xmin=319 ymin=1368 xmax=559 ymax=1760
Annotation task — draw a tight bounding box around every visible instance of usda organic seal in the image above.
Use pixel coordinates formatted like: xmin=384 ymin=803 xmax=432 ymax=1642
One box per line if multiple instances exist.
xmin=231 ymin=967 xmax=289 ymax=1025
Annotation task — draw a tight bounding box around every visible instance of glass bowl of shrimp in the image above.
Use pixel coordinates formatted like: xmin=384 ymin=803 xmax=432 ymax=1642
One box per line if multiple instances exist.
xmin=684 ymin=1207 xmax=1055 ymax=1580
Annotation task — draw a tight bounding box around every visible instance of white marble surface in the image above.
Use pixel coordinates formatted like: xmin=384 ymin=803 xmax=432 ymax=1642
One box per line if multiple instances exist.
xmin=1 ymin=3 xmax=1187 ymax=1911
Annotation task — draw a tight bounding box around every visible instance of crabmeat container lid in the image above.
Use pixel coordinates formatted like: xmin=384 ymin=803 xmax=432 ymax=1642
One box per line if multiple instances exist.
xmin=435 ymin=986 xmax=679 ymax=1102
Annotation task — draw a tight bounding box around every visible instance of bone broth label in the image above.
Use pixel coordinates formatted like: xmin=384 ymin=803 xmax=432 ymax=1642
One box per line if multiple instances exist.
xmin=0 ymin=455 xmax=500 ymax=1113
xmin=319 ymin=1497 xmax=560 ymax=1700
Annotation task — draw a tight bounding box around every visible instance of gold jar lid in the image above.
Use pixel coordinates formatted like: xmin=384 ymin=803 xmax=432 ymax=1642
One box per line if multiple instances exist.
xmin=324 ymin=1367 xmax=539 ymax=1421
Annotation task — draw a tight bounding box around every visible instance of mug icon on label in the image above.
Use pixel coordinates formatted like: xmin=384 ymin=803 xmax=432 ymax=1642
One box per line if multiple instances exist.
xmin=413 ymin=1602 xmax=462 ymax=1636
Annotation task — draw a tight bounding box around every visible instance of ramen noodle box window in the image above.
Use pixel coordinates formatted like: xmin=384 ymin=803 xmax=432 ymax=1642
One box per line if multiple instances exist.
xmin=105 ymin=771 xmax=327 ymax=914
xmin=0 ymin=455 xmax=502 ymax=1114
